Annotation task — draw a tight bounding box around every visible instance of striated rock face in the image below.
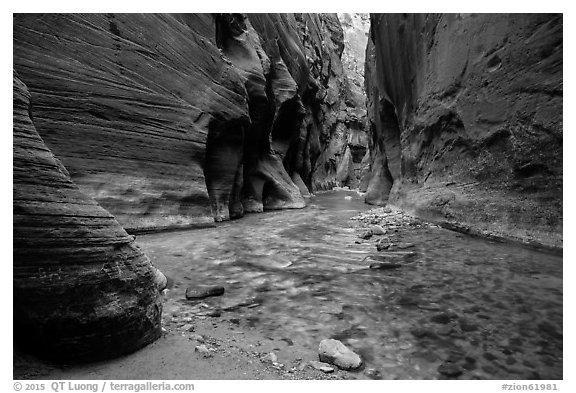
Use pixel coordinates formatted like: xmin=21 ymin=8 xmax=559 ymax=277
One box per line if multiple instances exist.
xmin=365 ymin=14 xmax=562 ymax=246
xmin=13 ymin=13 xmax=355 ymax=228
xmin=13 ymin=72 xmax=162 ymax=362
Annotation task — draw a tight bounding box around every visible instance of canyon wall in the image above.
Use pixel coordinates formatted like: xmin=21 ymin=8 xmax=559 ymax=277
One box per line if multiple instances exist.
xmin=365 ymin=14 xmax=562 ymax=247
xmin=13 ymin=13 xmax=357 ymax=229
xmin=13 ymin=71 xmax=163 ymax=362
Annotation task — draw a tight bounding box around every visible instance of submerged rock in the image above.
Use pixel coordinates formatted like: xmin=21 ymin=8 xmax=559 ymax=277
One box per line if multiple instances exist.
xmin=359 ymin=230 xmax=373 ymax=239
xmin=185 ymin=285 xmax=225 ymax=300
xmin=371 ymin=225 xmax=387 ymax=235
xmin=369 ymin=262 xmax=402 ymax=270
xmin=318 ymin=339 xmax=362 ymax=370
xmin=438 ymin=361 xmax=463 ymax=377
xmin=376 ymin=239 xmax=391 ymax=251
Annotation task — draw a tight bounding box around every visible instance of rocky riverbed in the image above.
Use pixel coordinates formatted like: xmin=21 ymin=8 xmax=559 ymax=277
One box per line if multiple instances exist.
xmin=14 ymin=190 xmax=562 ymax=380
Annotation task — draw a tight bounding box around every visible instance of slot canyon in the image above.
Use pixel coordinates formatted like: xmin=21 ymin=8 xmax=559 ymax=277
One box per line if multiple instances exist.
xmin=13 ymin=13 xmax=562 ymax=380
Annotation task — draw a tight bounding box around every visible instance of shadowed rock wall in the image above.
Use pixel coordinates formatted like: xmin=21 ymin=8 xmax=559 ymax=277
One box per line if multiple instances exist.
xmin=13 ymin=72 xmax=163 ymax=362
xmin=13 ymin=13 xmax=355 ymax=227
xmin=365 ymin=14 xmax=562 ymax=247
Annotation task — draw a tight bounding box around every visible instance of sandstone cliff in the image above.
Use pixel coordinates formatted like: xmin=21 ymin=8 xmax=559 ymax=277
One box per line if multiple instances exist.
xmin=13 ymin=13 xmax=355 ymax=228
xmin=13 ymin=71 xmax=163 ymax=362
xmin=365 ymin=14 xmax=562 ymax=247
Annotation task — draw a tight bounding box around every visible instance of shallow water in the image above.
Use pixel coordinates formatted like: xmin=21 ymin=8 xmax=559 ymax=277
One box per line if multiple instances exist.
xmin=139 ymin=190 xmax=563 ymax=380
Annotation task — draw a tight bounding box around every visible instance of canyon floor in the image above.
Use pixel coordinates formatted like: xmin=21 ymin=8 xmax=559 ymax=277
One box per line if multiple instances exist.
xmin=14 ymin=191 xmax=562 ymax=380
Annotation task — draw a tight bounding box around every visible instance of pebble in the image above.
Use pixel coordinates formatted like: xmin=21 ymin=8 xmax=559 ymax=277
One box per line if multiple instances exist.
xmin=397 ymin=242 xmax=415 ymax=249
xmin=318 ymin=339 xmax=362 ymax=370
xmin=376 ymin=240 xmax=391 ymax=251
xmin=369 ymin=262 xmax=402 ymax=270
xmin=308 ymin=360 xmax=335 ymax=373
xmin=438 ymin=361 xmax=463 ymax=377
xmin=189 ymin=333 xmax=205 ymax=343
xmin=371 ymin=225 xmax=387 ymax=235
xmin=195 ymin=344 xmax=213 ymax=358
xmin=358 ymin=230 xmax=373 ymax=240
xmin=185 ymin=285 xmax=225 ymax=300
xmin=262 ymin=352 xmax=278 ymax=364
xmin=364 ymin=368 xmax=382 ymax=379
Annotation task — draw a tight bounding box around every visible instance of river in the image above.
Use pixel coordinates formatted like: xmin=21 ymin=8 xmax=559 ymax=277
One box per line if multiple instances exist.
xmin=139 ymin=190 xmax=562 ymax=380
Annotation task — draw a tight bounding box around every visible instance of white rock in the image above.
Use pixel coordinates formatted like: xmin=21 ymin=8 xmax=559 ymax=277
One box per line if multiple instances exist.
xmin=309 ymin=360 xmax=335 ymax=373
xmin=371 ymin=225 xmax=387 ymax=235
xmin=318 ymin=339 xmax=362 ymax=370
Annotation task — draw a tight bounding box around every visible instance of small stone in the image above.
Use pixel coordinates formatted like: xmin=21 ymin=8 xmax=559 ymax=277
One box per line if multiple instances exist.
xmin=431 ymin=311 xmax=457 ymax=324
xmin=365 ymin=368 xmax=382 ymax=379
xmin=410 ymin=327 xmax=437 ymax=339
xmin=182 ymin=323 xmax=194 ymax=332
xmin=206 ymin=309 xmax=222 ymax=317
xmin=459 ymin=319 xmax=478 ymax=332
xmin=437 ymin=325 xmax=453 ymax=336
xmin=398 ymin=242 xmax=415 ymax=249
xmin=309 ymin=360 xmax=334 ymax=373
xmin=189 ymin=333 xmax=205 ymax=343
xmin=195 ymin=344 xmax=212 ymax=358
xmin=185 ymin=285 xmax=225 ymax=300
xmin=376 ymin=240 xmax=392 ymax=251
xmin=262 ymin=352 xmax=278 ymax=364
xmin=369 ymin=262 xmax=402 ymax=270
xmin=318 ymin=339 xmax=362 ymax=370
xmin=358 ymin=230 xmax=373 ymax=240
xmin=483 ymin=352 xmax=498 ymax=361
xmin=371 ymin=225 xmax=387 ymax=235
xmin=438 ymin=361 xmax=463 ymax=377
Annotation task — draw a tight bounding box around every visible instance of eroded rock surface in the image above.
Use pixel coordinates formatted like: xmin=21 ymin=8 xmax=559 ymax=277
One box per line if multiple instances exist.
xmin=13 ymin=14 xmax=360 ymax=228
xmin=13 ymin=72 xmax=162 ymax=362
xmin=365 ymin=14 xmax=562 ymax=247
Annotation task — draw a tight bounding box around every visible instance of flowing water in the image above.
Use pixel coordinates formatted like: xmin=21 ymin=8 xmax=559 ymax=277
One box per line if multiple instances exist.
xmin=139 ymin=190 xmax=562 ymax=380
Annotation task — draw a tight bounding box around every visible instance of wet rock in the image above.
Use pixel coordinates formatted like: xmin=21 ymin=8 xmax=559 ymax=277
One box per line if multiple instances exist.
xmin=438 ymin=361 xmax=463 ymax=377
xmin=195 ymin=345 xmax=213 ymax=358
xmin=318 ymin=339 xmax=362 ymax=370
xmin=459 ymin=319 xmax=479 ymax=332
xmin=206 ymin=309 xmax=222 ymax=317
xmin=371 ymin=225 xmax=387 ymax=235
xmin=537 ymin=321 xmax=562 ymax=340
xmin=430 ymin=312 xmax=456 ymax=324
xmin=483 ymin=352 xmax=499 ymax=361
xmin=376 ymin=240 xmax=391 ymax=251
xmin=189 ymin=333 xmax=205 ymax=343
xmin=358 ymin=230 xmax=373 ymax=240
xmin=185 ymin=285 xmax=225 ymax=300
xmin=369 ymin=262 xmax=402 ymax=270
xmin=262 ymin=352 xmax=278 ymax=364
xmin=462 ymin=357 xmax=477 ymax=371
xmin=365 ymin=368 xmax=382 ymax=379
xmin=437 ymin=325 xmax=453 ymax=336
xmin=309 ymin=360 xmax=334 ymax=373
xmin=153 ymin=268 xmax=168 ymax=291
xmin=410 ymin=327 xmax=438 ymax=339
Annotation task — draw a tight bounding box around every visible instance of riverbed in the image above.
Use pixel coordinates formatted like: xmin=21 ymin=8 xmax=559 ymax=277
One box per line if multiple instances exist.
xmin=141 ymin=190 xmax=562 ymax=380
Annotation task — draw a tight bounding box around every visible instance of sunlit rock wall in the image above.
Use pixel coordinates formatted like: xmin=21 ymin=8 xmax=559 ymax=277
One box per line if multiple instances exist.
xmin=365 ymin=14 xmax=562 ymax=247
